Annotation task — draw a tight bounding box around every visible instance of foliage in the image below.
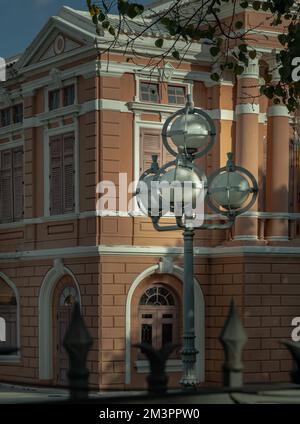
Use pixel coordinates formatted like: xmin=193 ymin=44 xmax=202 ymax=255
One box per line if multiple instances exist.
xmin=87 ymin=0 xmax=300 ymax=112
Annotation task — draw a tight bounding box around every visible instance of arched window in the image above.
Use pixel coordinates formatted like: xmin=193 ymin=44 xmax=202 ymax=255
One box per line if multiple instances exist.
xmin=59 ymin=286 xmax=78 ymax=307
xmin=0 ymin=277 xmax=18 ymax=351
xmin=138 ymin=285 xmax=179 ymax=351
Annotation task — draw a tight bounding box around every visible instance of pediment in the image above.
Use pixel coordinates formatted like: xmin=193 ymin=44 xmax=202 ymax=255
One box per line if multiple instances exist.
xmin=36 ymin=32 xmax=83 ymax=63
xmin=17 ymin=14 xmax=93 ymax=71
xmin=24 ymin=28 xmax=84 ymax=68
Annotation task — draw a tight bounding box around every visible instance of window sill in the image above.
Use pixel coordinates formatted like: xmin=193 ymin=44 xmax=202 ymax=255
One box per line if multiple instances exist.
xmin=127 ymin=101 xmax=183 ymax=114
xmin=0 ymin=355 xmax=21 ymax=364
xmin=38 ymin=104 xmax=80 ymax=122
xmin=0 ymin=123 xmax=23 ymax=137
xmin=135 ymin=359 xmax=182 ymax=374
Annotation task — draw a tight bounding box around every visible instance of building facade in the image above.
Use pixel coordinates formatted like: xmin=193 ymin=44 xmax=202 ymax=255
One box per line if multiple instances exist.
xmin=0 ymin=2 xmax=299 ymax=390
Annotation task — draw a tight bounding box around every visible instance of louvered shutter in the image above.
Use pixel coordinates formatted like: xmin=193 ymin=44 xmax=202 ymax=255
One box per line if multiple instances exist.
xmin=0 ymin=150 xmax=13 ymax=222
xmin=140 ymin=129 xmax=162 ymax=174
xmin=50 ymin=136 xmax=63 ymax=215
xmin=12 ymin=147 xmax=24 ymax=220
xmin=163 ymin=137 xmax=177 ymax=165
xmin=63 ymin=133 xmax=75 ymax=213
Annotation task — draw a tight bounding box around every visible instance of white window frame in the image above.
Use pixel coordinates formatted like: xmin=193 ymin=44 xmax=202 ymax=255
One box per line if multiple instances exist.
xmin=44 ymin=77 xmax=78 ymax=113
xmin=134 ymin=73 xmax=193 ymax=104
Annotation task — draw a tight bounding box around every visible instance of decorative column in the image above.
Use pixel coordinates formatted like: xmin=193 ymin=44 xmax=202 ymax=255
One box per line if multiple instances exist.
xmin=234 ymin=54 xmax=261 ymax=241
xmin=204 ymin=65 xmax=235 ymax=243
xmin=265 ymin=58 xmax=290 ymax=241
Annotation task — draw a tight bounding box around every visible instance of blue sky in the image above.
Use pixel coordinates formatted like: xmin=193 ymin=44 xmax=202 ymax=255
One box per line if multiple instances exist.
xmin=0 ymin=0 xmax=152 ymax=58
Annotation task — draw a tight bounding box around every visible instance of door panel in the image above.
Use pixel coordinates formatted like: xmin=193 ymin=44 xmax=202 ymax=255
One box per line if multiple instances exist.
xmin=55 ymin=306 xmax=72 ymax=385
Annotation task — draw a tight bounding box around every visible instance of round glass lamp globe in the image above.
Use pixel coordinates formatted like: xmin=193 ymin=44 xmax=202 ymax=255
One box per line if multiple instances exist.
xmin=169 ymin=114 xmax=211 ymax=149
xmin=158 ymin=165 xmax=205 ymax=208
xmin=136 ymin=174 xmax=160 ymax=216
xmin=209 ymin=171 xmax=250 ymax=210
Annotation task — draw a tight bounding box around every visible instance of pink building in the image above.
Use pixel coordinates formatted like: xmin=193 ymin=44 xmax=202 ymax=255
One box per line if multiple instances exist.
xmin=0 ymin=2 xmax=299 ymax=390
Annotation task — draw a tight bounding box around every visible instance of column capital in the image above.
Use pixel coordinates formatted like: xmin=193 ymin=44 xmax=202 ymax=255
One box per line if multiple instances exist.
xmin=264 ymin=53 xmax=281 ymax=82
xmin=205 ymin=61 xmax=234 ymax=87
xmin=237 ymin=52 xmax=263 ymax=79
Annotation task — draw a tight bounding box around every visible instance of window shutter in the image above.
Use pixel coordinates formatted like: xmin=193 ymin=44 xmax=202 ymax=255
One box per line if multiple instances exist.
xmin=63 ymin=133 xmax=75 ymax=213
xmin=12 ymin=147 xmax=24 ymax=220
xmin=163 ymin=138 xmax=177 ymax=165
xmin=50 ymin=135 xmax=63 ymax=215
xmin=0 ymin=150 xmax=13 ymax=222
xmin=140 ymin=128 xmax=162 ymax=174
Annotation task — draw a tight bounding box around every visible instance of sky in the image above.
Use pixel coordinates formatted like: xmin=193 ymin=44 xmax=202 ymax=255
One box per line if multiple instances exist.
xmin=0 ymin=0 xmax=152 ymax=58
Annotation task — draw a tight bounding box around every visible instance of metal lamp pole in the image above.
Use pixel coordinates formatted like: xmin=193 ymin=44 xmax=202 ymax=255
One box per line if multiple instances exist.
xmin=136 ymin=96 xmax=258 ymax=388
xmin=181 ymin=225 xmax=197 ymax=386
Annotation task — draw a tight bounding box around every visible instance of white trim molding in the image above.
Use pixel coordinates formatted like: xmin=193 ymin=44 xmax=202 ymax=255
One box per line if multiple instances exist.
xmin=125 ymin=264 xmax=205 ymax=385
xmin=4 ymin=242 xmax=300 ymax=262
xmin=233 ymin=235 xmax=259 ymax=241
xmin=267 ymin=105 xmax=290 ymax=118
xmin=236 ymin=104 xmax=260 ymax=115
xmin=38 ymin=260 xmax=82 ymax=380
xmin=265 ymin=236 xmax=290 ymax=241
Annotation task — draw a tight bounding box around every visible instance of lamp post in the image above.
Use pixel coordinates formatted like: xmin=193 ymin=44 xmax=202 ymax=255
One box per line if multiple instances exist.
xmin=136 ymin=95 xmax=258 ymax=388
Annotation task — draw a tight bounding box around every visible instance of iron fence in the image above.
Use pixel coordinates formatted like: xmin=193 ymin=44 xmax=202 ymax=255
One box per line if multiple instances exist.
xmin=1 ymin=299 xmax=300 ymax=404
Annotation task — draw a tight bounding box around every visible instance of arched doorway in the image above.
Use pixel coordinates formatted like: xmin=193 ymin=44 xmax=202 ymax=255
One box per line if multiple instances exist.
xmin=52 ymin=275 xmax=79 ymax=386
xmin=0 ymin=276 xmax=18 ymax=351
xmin=125 ymin=265 xmax=205 ymax=385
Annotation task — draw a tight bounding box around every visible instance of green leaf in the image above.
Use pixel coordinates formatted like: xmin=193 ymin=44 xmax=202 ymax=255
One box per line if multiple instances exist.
xmin=118 ymin=0 xmax=128 ymax=15
xmin=278 ymin=34 xmax=287 ymax=45
xmin=240 ymin=1 xmax=248 ymax=8
xmin=238 ymin=52 xmax=248 ymax=66
xmin=252 ymin=1 xmax=261 ymax=10
xmin=262 ymin=2 xmax=270 ymax=11
xmin=102 ymin=20 xmax=110 ymax=29
xmin=172 ymin=50 xmax=180 ymax=60
xmin=127 ymin=3 xmax=144 ymax=18
xmin=92 ymin=14 xmax=98 ymax=25
xmin=210 ymin=73 xmax=220 ymax=82
xmin=98 ymin=12 xmax=106 ymax=22
xmin=210 ymin=46 xmax=220 ymax=57
xmin=274 ymin=85 xmax=284 ymax=97
xmin=248 ymin=50 xmax=257 ymax=59
xmin=264 ymin=86 xmax=275 ymax=99
xmin=155 ymin=38 xmax=164 ymax=48
xmin=109 ymin=26 xmax=116 ymax=36
xmin=238 ymin=44 xmax=248 ymax=53
xmin=235 ymin=21 xmax=243 ymax=29
xmin=235 ymin=65 xmax=244 ymax=75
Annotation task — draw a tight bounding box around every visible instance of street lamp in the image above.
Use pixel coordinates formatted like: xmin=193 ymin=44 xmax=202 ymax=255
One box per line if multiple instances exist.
xmin=136 ymin=95 xmax=258 ymax=387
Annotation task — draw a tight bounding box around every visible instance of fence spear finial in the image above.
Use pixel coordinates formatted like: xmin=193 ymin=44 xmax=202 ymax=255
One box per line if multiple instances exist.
xmin=282 ymin=340 xmax=300 ymax=384
xmin=63 ymin=302 xmax=93 ymax=401
xmin=219 ymin=298 xmax=247 ymax=388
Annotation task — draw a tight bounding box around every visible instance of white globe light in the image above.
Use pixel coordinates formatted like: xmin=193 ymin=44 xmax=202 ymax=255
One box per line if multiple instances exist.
xmin=169 ymin=113 xmax=211 ymax=149
xmin=209 ymin=171 xmax=250 ymax=210
xmin=158 ymin=165 xmax=205 ymax=208
xmin=136 ymin=174 xmax=160 ymax=216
